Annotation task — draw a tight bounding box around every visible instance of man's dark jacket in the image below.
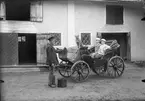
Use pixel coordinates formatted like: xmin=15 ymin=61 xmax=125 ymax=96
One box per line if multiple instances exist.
xmin=46 ymin=43 xmax=59 ymax=66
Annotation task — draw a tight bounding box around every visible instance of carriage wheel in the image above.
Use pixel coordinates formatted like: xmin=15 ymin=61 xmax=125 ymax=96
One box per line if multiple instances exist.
xmin=58 ymin=61 xmax=71 ymax=78
xmin=71 ymin=60 xmax=90 ymax=83
xmin=107 ymin=56 xmax=125 ymax=78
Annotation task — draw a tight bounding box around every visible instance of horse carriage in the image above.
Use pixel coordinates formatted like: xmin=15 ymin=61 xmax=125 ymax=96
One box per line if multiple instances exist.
xmin=56 ymin=40 xmax=125 ymax=83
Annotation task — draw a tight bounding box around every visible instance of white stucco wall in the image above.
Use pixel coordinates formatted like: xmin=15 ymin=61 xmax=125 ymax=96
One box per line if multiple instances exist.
xmin=34 ymin=0 xmax=145 ymax=61
xmin=124 ymin=3 xmax=145 ymax=61
xmin=75 ymin=1 xmax=106 ymax=45
xmin=33 ymin=0 xmax=68 ymax=47
xmin=1 ymin=0 xmax=145 ymax=61
xmin=74 ymin=1 xmax=145 ymax=61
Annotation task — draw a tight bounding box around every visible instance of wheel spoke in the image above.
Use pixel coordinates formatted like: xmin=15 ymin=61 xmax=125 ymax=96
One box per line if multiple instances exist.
xmin=82 ymin=67 xmax=88 ymax=73
xmin=66 ymin=70 xmax=70 ymax=76
xmin=72 ymin=70 xmax=78 ymax=76
xmin=117 ymin=68 xmax=122 ymax=72
xmin=80 ymin=73 xmax=85 ymax=80
xmin=117 ymin=62 xmax=123 ymax=67
xmin=116 ymin=69 xmax=120 ymax=76
xmin=78 ymin=74 xmax=81 ymax=81
xmin=64 ymin=70 xmax=67 ymax=75
xmin=108 ymin=67 xmax=115 ymax=77
xmin=114 ymin=69 xmax=116 ymax=77
xmin=109 ymin=61 xmax=114 ymax=66
xmin=74 ymin=73 xmax=79 ymax=81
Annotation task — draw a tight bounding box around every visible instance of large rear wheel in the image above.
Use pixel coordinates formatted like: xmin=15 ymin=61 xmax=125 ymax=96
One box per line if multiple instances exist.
xmin=107 ymin=56 xmax=125 ymax=78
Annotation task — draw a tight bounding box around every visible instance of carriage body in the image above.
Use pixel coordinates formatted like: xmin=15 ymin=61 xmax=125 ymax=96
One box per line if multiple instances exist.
xmin=57 ymin=40 xmax=125 ymax=82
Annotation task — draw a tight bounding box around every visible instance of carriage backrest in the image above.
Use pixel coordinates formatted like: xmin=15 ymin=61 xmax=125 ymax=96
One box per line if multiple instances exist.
xmin=103 ymin=40 xmax=120 ymax=59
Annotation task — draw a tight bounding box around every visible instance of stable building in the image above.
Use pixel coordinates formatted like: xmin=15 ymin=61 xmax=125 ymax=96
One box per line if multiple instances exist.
xmin=0 ymin=0 xmax=145 ymax=67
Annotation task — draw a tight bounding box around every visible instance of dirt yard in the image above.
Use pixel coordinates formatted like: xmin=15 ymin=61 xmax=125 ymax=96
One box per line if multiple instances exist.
xmin=1 ymin=63 xmax=145 ymax=101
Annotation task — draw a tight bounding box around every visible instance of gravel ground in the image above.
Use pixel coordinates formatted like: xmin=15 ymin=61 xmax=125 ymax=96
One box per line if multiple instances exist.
xmin=1 ymin=63 xmax=145 ymax=101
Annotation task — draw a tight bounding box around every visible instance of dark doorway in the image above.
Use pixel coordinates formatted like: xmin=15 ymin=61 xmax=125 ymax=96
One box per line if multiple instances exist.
xmin=102 ymin=33 xmax=128 ymax=60
xmin=18 ymin=33 xmax=36 ymax=65
xmin=5 ymin=0 xmax=30 ymax=21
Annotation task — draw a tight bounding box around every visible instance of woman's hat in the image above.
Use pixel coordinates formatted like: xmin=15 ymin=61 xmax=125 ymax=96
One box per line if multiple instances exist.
xmin=96 ymin=38 xmax=100 ymax=41
xmin=101 ymin=39 xmax=106 ymax=42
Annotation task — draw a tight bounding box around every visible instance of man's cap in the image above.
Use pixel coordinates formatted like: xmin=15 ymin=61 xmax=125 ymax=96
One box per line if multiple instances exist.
xmin=48 ymin=36 xmax=55 ymax=41
xmin=101 ymin=39 xmax=106 ymax=42
xmin=96 ymin=38 xmax=100 ymax=41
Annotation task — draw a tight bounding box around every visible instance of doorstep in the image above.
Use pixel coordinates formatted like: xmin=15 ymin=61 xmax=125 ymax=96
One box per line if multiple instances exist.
xmin=0 ymin=64 xmax=49 ymax=73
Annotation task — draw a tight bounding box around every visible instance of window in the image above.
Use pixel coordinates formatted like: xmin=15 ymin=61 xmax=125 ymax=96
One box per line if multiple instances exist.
xmin=106 ymin=5 xmax=123 ymax=25
xmin=37 ymin=33 xmax=61 ymax=46
xmin=49 ymin=33 xmax=61 ymax=46
xmin=81 ymin=33 xmax=91 ymax=45
xmin=0 ymin=0 xmax=43 ymax=22
xmin=6 ymin=0 xmax=30 ymax=21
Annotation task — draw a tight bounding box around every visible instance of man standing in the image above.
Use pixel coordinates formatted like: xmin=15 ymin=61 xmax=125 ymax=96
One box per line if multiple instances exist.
xmin=46 ymin=36 xmax=59 ymax=67
xmin=46 ymin=36 xmax=59 ymax=87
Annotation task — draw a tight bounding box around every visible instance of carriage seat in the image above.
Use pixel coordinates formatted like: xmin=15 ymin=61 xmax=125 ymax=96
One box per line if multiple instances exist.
xmin=94 ymin=40 xmax=120 ymax=60
xmin=102 ymin=40 xmax=120 ymax=59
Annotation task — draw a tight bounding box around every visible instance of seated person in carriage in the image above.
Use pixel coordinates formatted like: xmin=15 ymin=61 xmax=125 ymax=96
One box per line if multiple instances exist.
xmin=93 ymin=39 xmax=111 ymax=59
xmin=90 ymin=38 xmax=101 ymax=58
xmin=89 ymin=38 xmax=111 ymax=59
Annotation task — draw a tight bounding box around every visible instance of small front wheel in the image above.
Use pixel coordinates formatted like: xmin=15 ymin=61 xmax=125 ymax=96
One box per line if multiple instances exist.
xmin=58 ymin=61 xmax=71 ymax=78
xmin=71 ymin=60 xmax=90 ymax=83
xmin=58 ymin=66 xmax=71 ymax=78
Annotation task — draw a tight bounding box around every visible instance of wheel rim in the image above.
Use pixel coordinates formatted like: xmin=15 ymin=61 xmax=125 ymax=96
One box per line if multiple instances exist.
xmin=71 ymin=61 xmax=90 ymax=82
xmin=59 ymin=66 xmax=71 ymax=78
xmin=58 ymin=61 xmax=71 ymax=78
xmin=107 ymin=56 xmax=125 ymax=78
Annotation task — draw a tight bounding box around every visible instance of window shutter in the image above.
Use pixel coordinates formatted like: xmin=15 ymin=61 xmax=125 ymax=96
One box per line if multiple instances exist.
xmin=0 ymin=1 xmax=6 ymax=20
xmin=106 ymin=5 xmax=123 ymax=25
xmin=30 ymin=0 xmax=43 ymax=22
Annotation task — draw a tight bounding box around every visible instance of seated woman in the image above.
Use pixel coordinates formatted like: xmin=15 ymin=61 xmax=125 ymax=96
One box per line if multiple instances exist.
xmin=90 ymin=38 xmax=101 ymax=58
xmin=82 ymin=38 xmax=101 ymax=68
xmin=93 ymin=39 xmax=111 ymax=59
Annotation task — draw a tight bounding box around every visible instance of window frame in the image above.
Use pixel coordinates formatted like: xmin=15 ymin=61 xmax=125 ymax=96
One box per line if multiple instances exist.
xmin=81 ymin=33 xmax=91 ymax=46
xmin=0 ymin=0 xmax=43 ymax=22
xmin=106 ymin=5 xmax=124 ymax=25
